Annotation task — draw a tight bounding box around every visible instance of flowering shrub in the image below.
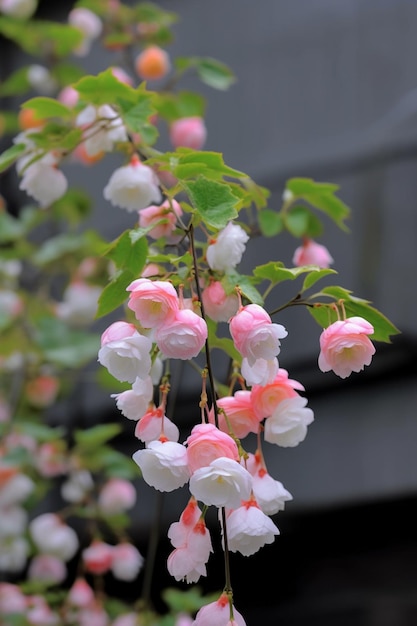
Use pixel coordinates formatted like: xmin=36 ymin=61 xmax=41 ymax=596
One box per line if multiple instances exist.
xmin=0 ymin=1 xmax=399 ymax=625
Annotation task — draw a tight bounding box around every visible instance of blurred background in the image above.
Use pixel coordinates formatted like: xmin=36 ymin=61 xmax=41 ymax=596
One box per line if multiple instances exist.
xmin=1 ymin=1 xmax=417 ymax=624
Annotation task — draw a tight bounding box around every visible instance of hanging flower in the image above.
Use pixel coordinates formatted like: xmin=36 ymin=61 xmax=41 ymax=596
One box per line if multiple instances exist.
xmin=103 ymin=155 xmax=162 ymax=211
xmin=206 ymin=222 xmax=249 ymax=272
xmin=318 ymin=316 xmax=376 ymax=378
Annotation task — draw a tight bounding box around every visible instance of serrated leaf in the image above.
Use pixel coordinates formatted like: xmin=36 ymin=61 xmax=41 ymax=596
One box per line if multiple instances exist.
xmin=253 ymin=261 xmax=311 ymax=284
xmin=223 ymin=271 xmax=264 ymax=306
xmin=301 ymin=268 xmax=337 ymax=291
xmin=182 ymin=176 xmax=239 ymax=229
xmin=104 ymin=229 xmax=148 ymax=274
xmin=286 ymin=177 xmax=350 ymax=230
xmin=74 ymin=69 xmax=138 ymax=106
xmin=0 ymin=142 xmax=25 ymax=173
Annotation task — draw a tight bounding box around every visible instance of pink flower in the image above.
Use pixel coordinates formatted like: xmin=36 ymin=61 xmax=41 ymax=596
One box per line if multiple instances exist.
xmin=58 ymin=85 xmax=79 ymax=107
xmin=189 ymin=458 xmax=252 ymax=509
xmin=292 ymin=238 xmax=334 ymax=268
xmin=186 ymin=423 xmax=239 ymax=473
xmin=318 ymin=316 xmax=376 ymax=378
xmin=223 ymin=499 xmax=279 ymax=556
xmin=192 ymin=594 xmax=246 ymax=626
xmin=98 ymin=478 xmax=137 ymax=514
xmin=251 ymin=368 xmax=305 ymax=419
xmin=126 ymin=278 xmax=179 ymax=328
xmin=25 ymin=375 xmax=59 ymax=408
xmin=155 ymin=308 xmax=208 ymax=360
xmin=132 ymin=440 xmax=190 ymax=492
xmin=264 ymin=396 xmax=314 ymax=447
xmin=167 ymin=505 xmax=213 ymax=583
xmin=229 ymin=304 xmax=288 ymax=364
xmin=169 ymin=116 xmax=207 ymax=150
xmin=213 ymin=391 xmax=261 ymax=438
xmin=29 ymin=513 xmax=79 ymax=561
xmin=206 ymin=222 xmax=249 ymax=272
xmin=0 ymin=582 xmax=26 ymax=614
xmin=134 ymin=406 xmax=179 ymax=443
xmin=139 ymin=199 xmax=183 ymax=242
xmin=82 ymin=541 xmax=114 ymax=575
xmin=98 ymin=321 xmax=152 ymax=383
xmin=111 ymin=543 xmax=144 ymax=581
xmin=68 ymin=578 xmax=95 ymax=607
xmin=27 ymin=555 xmax=67 ymax=584
xmin=201 ymin=281 xmax=239 ymax=323
xmin=103 ymin=155 xmax=162 ymax=211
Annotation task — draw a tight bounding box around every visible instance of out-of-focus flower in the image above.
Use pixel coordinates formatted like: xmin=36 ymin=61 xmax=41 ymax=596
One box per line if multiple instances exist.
xmin=98 ymin=321 xmax=152 ymax=384
xmin=76 ymin=104 xmax=127 ymax=156
xmin=68 ymin=7 xmax=102 ymax=56
xmin=169 ymin=116 xmax=207 ymax=150
xmin=223 ymin=499 xmax=279 ymax=556
xmin=139 ymin=199 xmax=183 ymax=242
xmin=111 ymin=543 xmax=144 ymax=581
xmin=29 ymin=513 xmax=79 ymax=561
xmin=0 ymin=0 xmax=37 ymax=19
xmin=186 ymin=423 xmax=239 ymax=473
xmin=98 ymin=478 xmax=137 ymax=514
xmin=293 ymin=238 xmax=334 ymax=268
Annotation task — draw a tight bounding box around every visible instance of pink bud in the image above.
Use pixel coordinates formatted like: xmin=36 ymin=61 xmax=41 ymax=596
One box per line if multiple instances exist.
xmin=82 ymin=541 xmax=114 ymax=575
xmin=169 ymin=116 xmax=207 ymax=150
xmin=201 ymin=281 xmax=239 ymax=322
xmin=68 ymin=578 xmax=95 ymax=607
xmin=98 ymin=478 xmax=137 ymax=514
xmin=292 ymin=238 xmax=334 ymax=268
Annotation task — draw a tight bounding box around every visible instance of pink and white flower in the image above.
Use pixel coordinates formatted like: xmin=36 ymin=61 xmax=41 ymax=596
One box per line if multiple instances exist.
xmin=27 ymin=555 xmax=67 ymax=584
xmin=201 ymin=281 xmax=239 ymax=323
xmin=127 ymin=278 xmax=179 ymax=328
xmin=223 ymin=499 xmax=279 ymax=556
xmin=186 ymin=423 xmax=239 ymax=473
xmin=103 ymin=155 xmax=162 ymax=211
xmin=293 ymin=238 xmax=334 ymax=268
xmin=264 ymin=396 xmax=314 ymax=447
xmin=76 ymin=104 xmax=127 ymax=156
xmin=229 ymin=304 xmax=288 ymax=365
xmin=111 ymin=543 xmax=144 ymax=581
xmin=189 ymin=457 xmax=252 ymax=509
xmin=0 ymin=582 xmax=27 ymax=614
xmin=139 ymin=199 xmax=183 ymax=242
xmin=69 ymin=7 xmax=102 ymax=56
xmin=68 ymin=578 xmax=95 ymax=607
xmin=132 ymin=440 xmax=190 ymax=492
xmin=98 ymin=321 xmax=152 ymax=383
xmin=169 ymin=116 xmax=207 ymax=150
xmin=134 ymin=406 xmax=179 ymax=443
xmin=246 ymin=453 xmax=293 ymax=515
xmin=61 ymin=469 xmax=94 ymax=503
xmin=98 ymin=478 xmax=137 ymax=514
xmin=318 ymin=316 xmax=376 ymax=378
xmin=82 ymin=541 xmax=113 ymax=575
xmin=155 ymin=308 xmax=208 ymax=360
xmin=206 ymin=222 xmax=249 ymax=272
xmin=213 ymin=391 xmax=261 ymax=438
xmin=191 ymin=594 xmax=246 ymax=626
xmin=241 ymin=356 xmax=279 ymax=386
xmin=251 ymin=368 xmax=304 ymax=419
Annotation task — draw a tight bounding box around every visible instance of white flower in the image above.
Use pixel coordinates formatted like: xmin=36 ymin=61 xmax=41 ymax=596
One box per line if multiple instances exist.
xmin=0 ymin=473 xmax=34 ymax=507
xmin=251 ymin=473 xmax=292 ymax=516
xmin=264 ymin=396 xmax=314 ymax=447
xmin=98 ymin=333 xmax=152 ymax=384
xmin=103 ymin=157 xmax=162 ymax=211
xmin=76 ymin=104 xmax=127 ymax=155
xmin=61 ymin=470 xmax=94 ymax=503
xmin=112 ymin=376 xmax=154 ymax=420
xmin=19 ymin=156 xmax=67 ymax=207
xmin=0 ymin=506 xmax=27 ymax=538
xmin=132 ymin=440 xmax=190 ymax=492
xmin=29 ymin=513 xmax=79 ymax=561
xmin=224 ymin=503 xmax=279 ymax=556
xmin=111 ymin=543 xmax=144 ymax=581
xmin=241 ymin=356 xmax=278 ymax=386
xmin=206 ymin=222 xmax=249 ymax=272
xmin=56 ymin=282 xmax=101 ymax=327
xmin=0 ymin=0 xmax=37 ymax=19
xmin=189 ymin=458 xmax=252 ymax=509
xmin=27 ymin=64 xmax=57 ymax=95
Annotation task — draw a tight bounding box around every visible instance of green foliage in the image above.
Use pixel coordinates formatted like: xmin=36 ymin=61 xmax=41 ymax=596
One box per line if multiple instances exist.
xmin=183 ymin=176 xmax=240 ymax=229
xmin=0 ymin=16 xmax=83 ymax=57
xmin=32 ymin=316 xmax=100 ymax=367
xmin=285 ymin=177 xmax=350 ymax=231
xmin=0 ymin=142 xmax=25 ymax=173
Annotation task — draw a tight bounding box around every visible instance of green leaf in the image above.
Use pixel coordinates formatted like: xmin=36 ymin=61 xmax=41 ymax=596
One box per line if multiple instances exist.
xmin=182 ymin=176 xmax=240 ymax=229
xmin=104 ymin=229 xmax=148 ymax=274
xmin=196 ymin=57 xmax=236 ymax=90
xmin=155 ymin=91 xmax=206 ymax=121
xmin=301 ymin=268 xmax=337 ymax=291
xmin=285 ymin=205 xmax=311 ymax=237
xmin=73 ymin=69 xmax=138 ymax=106
xmin=33 ymin=316 xmax=100 ymax=367
xmin=253 ymin=261 xmax=314 ymax=284
xmin=286 ymin=177 xmax=350 ymax=230
xmin=0 ymin=142 xmax=25 ymax=173
xmin=18 ymin=422 xmax=66 ymax=443
xmin=0 ymin=66 xmax=30 ymax=97
xmin=33 ymin=232 xmax=92 ymax=266
xmin=0 ymin=17 xmax=83 ymax=57
xmin=0 ymin=210 xmax=25 ymax=241
xmin=223 ymin=271 xmax=264 ymax=306
xmin=74 ymin=423 xmax=122 ymax=448
xmin=258 ymin=209 xmax=283 ymax=237
xmin=51 ymin=188 xmax=92 ymax=225
xmin=22 ymin=97 xmax=72 ymax=120
xmin=207 ymin=319 xmax=240 ymax=361
xmin=96 ymin=269 xmax=135 ymax=318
